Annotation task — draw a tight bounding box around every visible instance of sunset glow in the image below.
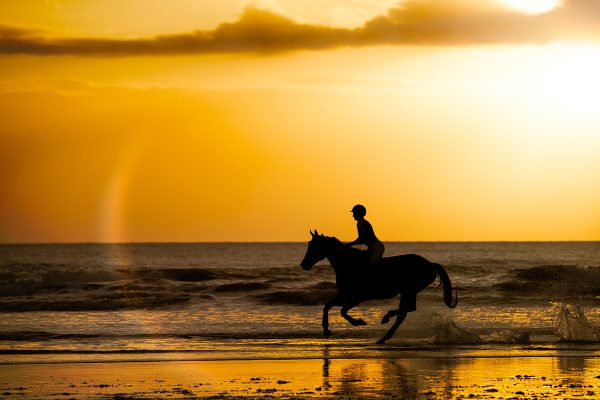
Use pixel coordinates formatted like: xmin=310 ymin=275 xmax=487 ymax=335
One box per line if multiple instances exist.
xmin=2 ymin=5 xmax=600 ymax=400
xmin=1 ymin=0 xmax=599 ymax=242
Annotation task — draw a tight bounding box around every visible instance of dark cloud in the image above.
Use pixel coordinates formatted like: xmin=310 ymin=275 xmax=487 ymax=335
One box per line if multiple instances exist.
xmin=0 ymin=8 xmax=354 ymax=56
xmin=359 ymin=0 xmax=555 ymax=44
xmin=1 ymin=1 xmax=600 ymax=56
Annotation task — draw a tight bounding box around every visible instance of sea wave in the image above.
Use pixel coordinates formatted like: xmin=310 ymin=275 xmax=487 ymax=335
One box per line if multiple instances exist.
xmin=494 ymin=265 xmax=600 ymax=299
xmin=4 ymin=261 xmax=598 ymax=312
xmin=254 ymin=282 xmax=338 ymax=305
xmin=214 ymin=282 xmax=271 ymax=293
xmin=0 ymin=331 xmax=101 ymax=341
xmin=0 ymin=265 xmax=124 ymax=296
xmin=0 ymin=292 xmax=194 ymax=312
xmin=1 ymin=326 xmax=599 ymax=345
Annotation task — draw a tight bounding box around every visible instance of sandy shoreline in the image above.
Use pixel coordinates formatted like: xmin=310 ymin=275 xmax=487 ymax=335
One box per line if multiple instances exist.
xmin=1 ymin=356 xmax=599 ymax=399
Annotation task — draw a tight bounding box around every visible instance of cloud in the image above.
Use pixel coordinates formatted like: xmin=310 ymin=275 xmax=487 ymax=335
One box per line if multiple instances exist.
xmin=362 ymin=0 xmax=600 ymax=44
xmin=0 ymin=9 xmax=354 ymax=56
xmin=1 ymin=1 xmax=600 ymax=56
xmin=360 ymin=0 xmax=554 ymax=45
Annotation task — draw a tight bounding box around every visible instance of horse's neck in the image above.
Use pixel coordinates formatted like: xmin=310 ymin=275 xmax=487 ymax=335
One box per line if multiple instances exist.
xmin=326 ymin=240 xmax=357 ymax=274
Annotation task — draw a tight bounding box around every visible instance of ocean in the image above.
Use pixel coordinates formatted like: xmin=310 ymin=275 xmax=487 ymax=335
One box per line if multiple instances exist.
xmin=1 ymin=242 xmax=599 ymax=365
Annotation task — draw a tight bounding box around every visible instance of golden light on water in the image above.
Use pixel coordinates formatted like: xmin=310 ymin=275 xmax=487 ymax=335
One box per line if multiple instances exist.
xmin=2 ymin=356 xmax=600 ymax=398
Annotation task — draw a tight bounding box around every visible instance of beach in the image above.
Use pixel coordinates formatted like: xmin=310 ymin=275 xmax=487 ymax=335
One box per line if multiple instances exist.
xmin=2 ymin=352 xmax=600 ymax=399
xmin=1 ymin=242 xmax=599 ymax=398
xmin=4 ymin=0 xmax=600 ymax=396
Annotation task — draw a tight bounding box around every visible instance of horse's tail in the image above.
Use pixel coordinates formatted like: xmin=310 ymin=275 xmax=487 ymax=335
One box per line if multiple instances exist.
xmin=433 ymin=263 xmax=458 ymax=308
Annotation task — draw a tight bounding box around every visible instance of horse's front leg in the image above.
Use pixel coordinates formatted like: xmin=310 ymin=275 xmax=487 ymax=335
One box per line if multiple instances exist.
xmin=322 ymin=295 xmax=343 ymax=338
xmin=341 ymin=301 xmax=367 ymax=326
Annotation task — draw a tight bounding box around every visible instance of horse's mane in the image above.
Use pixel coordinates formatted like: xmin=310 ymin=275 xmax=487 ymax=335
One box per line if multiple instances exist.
xmin=323 ymin=235 xmax=342 ymax=245
xmin=321 ymin=235 xmax=365 ymax=257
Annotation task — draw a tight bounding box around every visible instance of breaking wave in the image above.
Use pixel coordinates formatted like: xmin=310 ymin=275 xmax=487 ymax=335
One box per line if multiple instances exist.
xmin=494 ymin=265 xmax=600 ymax=300
xmin=254 ymin=282 xmax=338 ymax=306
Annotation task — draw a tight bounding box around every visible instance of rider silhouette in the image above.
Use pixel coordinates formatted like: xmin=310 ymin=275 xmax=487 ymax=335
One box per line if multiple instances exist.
xmin=346 ymin=204 xmax=385 ymax=268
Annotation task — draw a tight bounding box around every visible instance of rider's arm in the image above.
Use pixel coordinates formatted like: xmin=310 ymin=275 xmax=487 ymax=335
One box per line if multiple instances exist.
xmin=348 ymin=220 xmax=371 ymax=246
xmin=348 ymin=232 xmax=367 ymax=246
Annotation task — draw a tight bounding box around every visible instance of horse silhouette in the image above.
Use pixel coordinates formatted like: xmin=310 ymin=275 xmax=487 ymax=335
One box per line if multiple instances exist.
xmin=300 ymin=230 xmax=458 ymax=344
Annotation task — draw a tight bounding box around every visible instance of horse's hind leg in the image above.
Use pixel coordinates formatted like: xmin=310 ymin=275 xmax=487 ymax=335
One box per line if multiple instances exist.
xmin=376 ymin=310 xmax=407 ymax=344
xmin=381 ymin=309 xmax=399 ymax=324
xmin=377 ymin=296 xmax=409 ymax=343
xmin=341 ymin=301 xmax=367 ymax=326
xmin=382 ymin=291 xmax=417 ymax=324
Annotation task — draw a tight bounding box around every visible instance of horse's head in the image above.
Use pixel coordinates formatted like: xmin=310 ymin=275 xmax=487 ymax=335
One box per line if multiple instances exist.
xmin=300 ymin=230 xmax=331 ymax=270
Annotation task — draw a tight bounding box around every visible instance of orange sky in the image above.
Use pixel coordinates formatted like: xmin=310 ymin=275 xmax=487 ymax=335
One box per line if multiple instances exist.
xmin=1 ymin=0 xmax=599 ymax=242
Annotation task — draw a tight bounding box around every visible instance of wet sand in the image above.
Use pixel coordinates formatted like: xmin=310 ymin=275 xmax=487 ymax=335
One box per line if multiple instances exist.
xmin=1 ymin=356 xmax=599 ymax=399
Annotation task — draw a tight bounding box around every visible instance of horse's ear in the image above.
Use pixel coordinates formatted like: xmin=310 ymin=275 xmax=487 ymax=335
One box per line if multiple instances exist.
xmin=315 ymin=229 xmax=319 ymax=236
xmin=310 ymin=230 xmax=315 ymax=237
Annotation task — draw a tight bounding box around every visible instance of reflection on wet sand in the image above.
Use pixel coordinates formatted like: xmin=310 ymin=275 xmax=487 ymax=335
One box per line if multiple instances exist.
xmin=0 ymin=351 xmax=599 ymax=398
xmin=314 ymin=346 xmax=599 ymax=398
xmin=322 ymin=345 xmax=330 ymax=391
xmin=381 ymin=360 xmax=419 ymax=398
xmin=431 ymin=357 xmax=461 ymax=398
xmin=318 ymin=349 xmax=599 ymax=399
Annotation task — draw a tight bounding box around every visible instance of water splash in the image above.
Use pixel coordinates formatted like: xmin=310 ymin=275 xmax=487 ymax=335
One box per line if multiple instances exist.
xmin=429 ymin=313 xmax=482 ymax=344
xmin=486 ymin=329 xmax=530 ymax=344
xmin=551 ymin=302 xmax=600 ymax=341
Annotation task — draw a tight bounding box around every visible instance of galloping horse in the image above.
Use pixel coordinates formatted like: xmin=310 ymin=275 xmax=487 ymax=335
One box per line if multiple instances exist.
xmin=300 ymin=230 xmax=457 ymax=344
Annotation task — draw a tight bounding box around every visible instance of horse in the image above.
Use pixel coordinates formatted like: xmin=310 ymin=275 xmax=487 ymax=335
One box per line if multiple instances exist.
xmin=300 ymin=230 xmax=458 ymax=344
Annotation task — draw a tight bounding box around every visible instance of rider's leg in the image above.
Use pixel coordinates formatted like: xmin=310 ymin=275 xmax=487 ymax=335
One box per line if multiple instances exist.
xmin=367 ymin=241 xmax=385 ymax=268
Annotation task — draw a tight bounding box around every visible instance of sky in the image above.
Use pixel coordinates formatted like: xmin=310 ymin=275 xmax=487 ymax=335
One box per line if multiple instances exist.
xmin=1 ymin=0 xmax=600 ymax=242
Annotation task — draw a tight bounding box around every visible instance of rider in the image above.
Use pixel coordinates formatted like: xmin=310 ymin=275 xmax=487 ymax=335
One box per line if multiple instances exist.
xmin=346 ymin=204 xmax=385 ymax=268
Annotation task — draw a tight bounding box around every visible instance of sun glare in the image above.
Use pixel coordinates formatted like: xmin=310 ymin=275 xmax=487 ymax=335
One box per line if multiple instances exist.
xmin=527 ymin=43 xmax=600 ymax=113
xmin=502 ymin=0 xmax=561 ymax=14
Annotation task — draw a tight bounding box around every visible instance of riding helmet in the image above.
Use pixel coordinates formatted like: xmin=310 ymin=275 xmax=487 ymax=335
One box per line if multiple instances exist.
xmin=351 ymin=204 xmax=366 ymax=216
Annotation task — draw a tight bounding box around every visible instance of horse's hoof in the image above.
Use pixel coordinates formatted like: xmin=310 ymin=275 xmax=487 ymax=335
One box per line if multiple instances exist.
xmin=381 ymin=315 xmax=390 ymax=324
xmin=356 ymin=318 xmax=367 ymax=326
xmin=376 ymin=338 xmax=386 ymax=345
xmin=324 ymin=329 xmax=331 ymax=339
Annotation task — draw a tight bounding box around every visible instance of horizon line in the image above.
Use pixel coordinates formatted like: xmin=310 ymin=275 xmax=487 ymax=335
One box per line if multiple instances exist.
xmin=0 ymin=240 xmax=598 ymax=245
